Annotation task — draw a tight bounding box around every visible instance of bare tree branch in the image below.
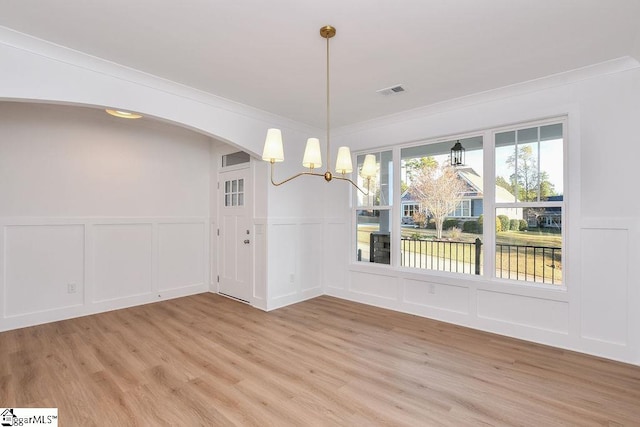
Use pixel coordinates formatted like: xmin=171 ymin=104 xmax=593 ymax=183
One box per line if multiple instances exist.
xmin=409 ymin=162 xmax=467 ymax=239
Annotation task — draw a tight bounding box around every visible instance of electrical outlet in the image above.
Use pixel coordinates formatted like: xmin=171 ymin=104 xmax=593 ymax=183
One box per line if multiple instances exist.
xmin=67 ymin=283 xmax=77 ymax=294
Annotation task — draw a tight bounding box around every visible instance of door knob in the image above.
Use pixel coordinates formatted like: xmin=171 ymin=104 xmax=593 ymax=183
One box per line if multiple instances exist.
xmin=244 ymin=239 xmax=250 ymax=244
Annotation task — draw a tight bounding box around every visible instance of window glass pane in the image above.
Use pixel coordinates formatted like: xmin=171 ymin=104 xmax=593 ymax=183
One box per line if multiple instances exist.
xmin=238 ymin=193 xmax=244 ymax=206
xmin=232 ymin=194 xmax=238 ymax=206
xmin=495 ymin=131 xmax=517 ymax=203
xmin=225 ymin=194 xmax=230 ymax=206
xmin=495 ymin=207 xmax=562 ymax=285
xmin=222 ymin=151 xmax=250 ymax=167
xmin=539 ymin=125 xmax=563 ymax=200
xmin=238 ymin=179 xmax=244 ymax=192
xmin=356 ymin=150 xmax=393 ymax=207
xmin=225 ymin=181 xmax=231 ymax=193
xmin=496 ymin=125 xmax=563 ymax=203
xmin=356 ymin=209 xmax=392 ymax=264
xmin=516 ymin=137 xmax=539 ymax=202
xmin=399 ymin=136 xmax=483 ymax=275
xmin=232 ymin=180 xmax=238 ymax=192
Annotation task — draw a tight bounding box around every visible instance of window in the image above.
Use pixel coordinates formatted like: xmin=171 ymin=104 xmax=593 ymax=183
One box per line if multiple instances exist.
xmin=222 ymin=151 xmax=250 ymax=167
xmin=495 ymin=122 xmax=564 ymax=285
xmin=224 ymin=178 xmax=244 ymax=207
xmin=356 ymin=150 xmax=393 ymax=264
xmin=451 ymin=200 xmax=471 ymax=217
xmin=353 ymin=118 xmax=566 ymax=288
xmin=398 ymin=136 xmax=483 ymax=274
xmin=403 ymin=203 xmax=420 ymax=218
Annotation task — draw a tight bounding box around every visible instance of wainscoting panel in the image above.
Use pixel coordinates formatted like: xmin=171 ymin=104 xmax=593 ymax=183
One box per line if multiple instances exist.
xmin=0 ymin=218 xmax=209 ymax=331
xmin=403 ymin=278 xmax=470 ymax=314
xmin=93 ymin=223 xmax=154 ymax=303
xmin=158 ymin=222 xmax=206 ymax=291
xmin=268 ymin=223 xmax=298 ymax=300
xmin=477 ymin=290 xmax=569 ymax=334
xmin=4 ymin=224 xmax=84 ymax=317
xmin=299 ymin=223 xmax=322 ymax=292
xmin=325 ymin=221 xmax=349 ymax=290
xmin=350 ymin=270 xmax=398 ymax=301
xmin=580 ymin=227 xmax=629 ymax=346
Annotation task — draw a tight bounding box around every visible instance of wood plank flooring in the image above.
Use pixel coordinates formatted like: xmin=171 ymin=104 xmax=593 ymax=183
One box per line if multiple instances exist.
xmin=1 ymin=294 xmax=639 ymax=426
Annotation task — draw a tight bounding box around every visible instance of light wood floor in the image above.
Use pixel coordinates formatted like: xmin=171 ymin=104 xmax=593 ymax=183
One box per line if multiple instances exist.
xmin=1 ymin=294 xmax=639 ymax=426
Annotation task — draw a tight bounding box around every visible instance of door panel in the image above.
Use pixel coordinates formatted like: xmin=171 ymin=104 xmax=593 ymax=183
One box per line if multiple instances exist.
xmin=218 ymin=167 xmax=252 ymax=302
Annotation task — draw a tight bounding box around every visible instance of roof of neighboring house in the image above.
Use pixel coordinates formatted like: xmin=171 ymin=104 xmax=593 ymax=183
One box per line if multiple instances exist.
xmin=402 ymin=167 xmax=518 ymax=203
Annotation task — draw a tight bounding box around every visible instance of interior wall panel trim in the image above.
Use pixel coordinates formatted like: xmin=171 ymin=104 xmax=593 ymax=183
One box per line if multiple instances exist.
xmin=477 ymin=289 xmax=570 ymax=334
xmin=92 ymin=223 xmax=154 ymax=303
xmin=158 ymin=222 xmax=207 ymax=292
xmin=402 ymin=278 xmax=470 ymax=314
xmin=580 ymin=227 xmax=630 ymax=346
xmin=3 ymin=224 xmax=85 ymax=318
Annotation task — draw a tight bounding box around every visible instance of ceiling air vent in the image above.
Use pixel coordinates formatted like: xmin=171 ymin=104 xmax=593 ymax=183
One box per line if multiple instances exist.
xmin=376 ymin=84 xmax=405 ymax=96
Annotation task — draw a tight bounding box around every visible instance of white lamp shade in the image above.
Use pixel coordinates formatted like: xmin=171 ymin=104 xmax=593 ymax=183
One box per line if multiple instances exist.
xmin=262 ymin=128 xmax=285 ymax=162
xmin=302 ymin=138 xmax=322 ymax=169
xmin=361 ymin=154 xmax=377 ymax=179
xmin=335 ymin=146 xmax=353 ymax=174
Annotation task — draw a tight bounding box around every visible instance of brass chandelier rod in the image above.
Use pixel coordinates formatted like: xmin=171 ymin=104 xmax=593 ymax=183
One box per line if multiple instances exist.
xmin=325 ymin=25 xmax=332 ymax=177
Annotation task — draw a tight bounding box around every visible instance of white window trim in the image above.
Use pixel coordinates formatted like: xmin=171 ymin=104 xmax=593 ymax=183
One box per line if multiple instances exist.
xmin=352 ymin=116 xmax=567 ymax=291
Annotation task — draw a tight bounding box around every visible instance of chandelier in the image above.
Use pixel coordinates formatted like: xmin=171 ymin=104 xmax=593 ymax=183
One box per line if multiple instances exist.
xmin=261 ymin=25 xmax=376 ymax=194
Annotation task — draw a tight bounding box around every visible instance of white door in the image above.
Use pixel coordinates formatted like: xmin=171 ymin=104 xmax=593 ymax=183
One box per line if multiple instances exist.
xmin=218 ymin=167 xmax=252 ymax=302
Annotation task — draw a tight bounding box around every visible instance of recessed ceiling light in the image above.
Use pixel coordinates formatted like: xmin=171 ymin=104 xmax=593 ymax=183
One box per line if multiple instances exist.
xmin=105 ymin=109 xmax=143 ymax=119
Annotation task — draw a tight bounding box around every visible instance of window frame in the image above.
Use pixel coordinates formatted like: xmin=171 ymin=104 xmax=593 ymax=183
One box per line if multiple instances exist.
xmin=489 ymin=117 xmax=566 ymax=288
xmin=354 ymin=150 xmax=394 ymax=265
xmin=451 ymin=199 xmax=471 ymax=217
xmin=351 ymin=116 xmax=567 ymax=291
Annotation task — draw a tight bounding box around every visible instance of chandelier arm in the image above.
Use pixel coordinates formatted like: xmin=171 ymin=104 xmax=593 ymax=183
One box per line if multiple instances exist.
xmin=269 ymin=161 xmax=325 ymax=186
xmin=332 ymin=175 xmax=370 ymax=196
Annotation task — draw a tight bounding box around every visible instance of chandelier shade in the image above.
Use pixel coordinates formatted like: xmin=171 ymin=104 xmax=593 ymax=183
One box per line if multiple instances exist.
xmin=302 ymin=138 xmax=322 ymax=169
xmin=262 ymin=128 xmax=285 ymax=162
xmin=335 ymin=147 xmax=353 ymax=174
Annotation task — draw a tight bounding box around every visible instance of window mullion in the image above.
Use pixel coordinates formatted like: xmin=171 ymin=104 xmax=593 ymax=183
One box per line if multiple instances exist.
xmin=391 ymin=145 xmax=402 ymax=268
xmin=484 ymin=129 xmax=496 ymax=279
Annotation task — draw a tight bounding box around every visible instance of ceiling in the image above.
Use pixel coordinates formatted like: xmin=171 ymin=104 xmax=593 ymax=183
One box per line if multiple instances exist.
xmin=1 ymin=0 xmax=639 ymax=129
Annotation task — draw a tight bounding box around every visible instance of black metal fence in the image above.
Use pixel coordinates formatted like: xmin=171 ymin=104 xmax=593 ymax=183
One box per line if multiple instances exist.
xmin=400 ymin=238 xmax=562 ymax=284
xmin=400 ymin=238 xmax=482 ymax=275
xmin=495 ymin=244 xmax=561 ymax=285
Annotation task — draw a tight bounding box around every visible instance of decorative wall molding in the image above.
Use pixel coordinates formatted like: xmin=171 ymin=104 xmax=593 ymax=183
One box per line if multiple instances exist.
xmin=0 ymin=217 xmax=209 ymax=331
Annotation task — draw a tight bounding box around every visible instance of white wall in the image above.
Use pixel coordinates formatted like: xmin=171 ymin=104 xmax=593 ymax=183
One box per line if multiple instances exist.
xmin=0 ymin=102 xmax=212 ymax=330
xmin=326 ymin=59 xmax=640 ymax=366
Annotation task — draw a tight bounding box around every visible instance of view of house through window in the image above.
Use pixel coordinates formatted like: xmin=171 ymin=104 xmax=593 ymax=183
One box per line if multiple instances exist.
xmin=400 ymin=136 xmax=484 ymax=274
xmin=354 ymin=119 xmax=565 ymax=287
xmin=495 ymin=123 xmax=563 ymax=284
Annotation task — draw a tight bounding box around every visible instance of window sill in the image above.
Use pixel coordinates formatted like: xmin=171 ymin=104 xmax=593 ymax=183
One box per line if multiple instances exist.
xmin=349 ymin=261 xmax=569 ymax=302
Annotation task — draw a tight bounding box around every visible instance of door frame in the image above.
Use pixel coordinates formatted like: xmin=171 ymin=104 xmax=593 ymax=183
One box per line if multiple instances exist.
xmin=216 ymin=160 xmax=253 ymax=304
